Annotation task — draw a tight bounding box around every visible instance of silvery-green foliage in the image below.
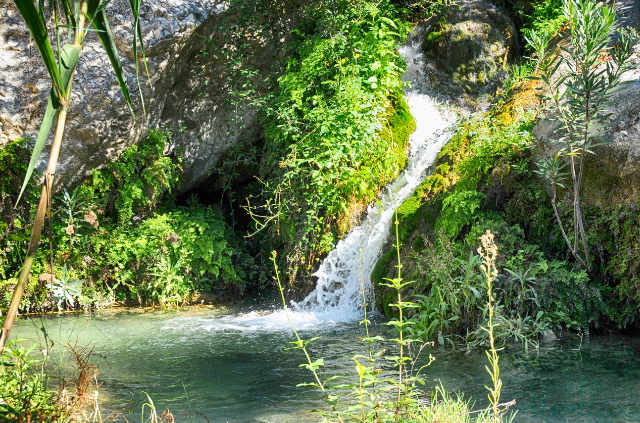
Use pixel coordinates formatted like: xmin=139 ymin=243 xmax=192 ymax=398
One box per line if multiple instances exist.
xmin=530 ymin=0 xmax=640 ymax=269
xmin=50 ymin=265 xmax=83 ymax=308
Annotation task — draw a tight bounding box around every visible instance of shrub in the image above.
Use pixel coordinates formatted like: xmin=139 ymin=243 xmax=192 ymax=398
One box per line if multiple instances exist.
xmin=253 ymin=1 xmax=413 ymax=280
xmin=92 ymin=205 xmax=243 ymax=304
xmin=90 ymin=129 xmax=181 ymax=224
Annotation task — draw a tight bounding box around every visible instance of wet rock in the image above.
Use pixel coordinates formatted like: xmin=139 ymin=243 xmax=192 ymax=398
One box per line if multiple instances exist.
xmin=420 ymin=0 xmax=517 ymax=109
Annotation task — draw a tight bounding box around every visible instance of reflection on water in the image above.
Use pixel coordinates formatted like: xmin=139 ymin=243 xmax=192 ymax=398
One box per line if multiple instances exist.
xmin=10 ymin=307 xmax=640 ymax=422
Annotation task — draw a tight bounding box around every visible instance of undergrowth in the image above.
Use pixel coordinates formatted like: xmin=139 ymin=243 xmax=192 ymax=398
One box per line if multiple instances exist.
xmin=248 ymin=0 xmax=419 ymax=285
xmin=273 ymin=217 xmax=513 ymax=422
xmin=0 ymin=130 xmax=253 ymax=313
xmin=374 ymin=109 xmax=619 ymax=347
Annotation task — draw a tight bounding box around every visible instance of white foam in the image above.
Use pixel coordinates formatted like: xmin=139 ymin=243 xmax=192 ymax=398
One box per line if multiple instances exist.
xmin=163 ymin=309 xmax=351 ymax=333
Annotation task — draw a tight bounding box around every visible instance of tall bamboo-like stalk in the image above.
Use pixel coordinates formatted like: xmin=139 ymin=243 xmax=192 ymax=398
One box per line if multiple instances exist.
xmin=0 ymin=0 xmax=146 ymax=353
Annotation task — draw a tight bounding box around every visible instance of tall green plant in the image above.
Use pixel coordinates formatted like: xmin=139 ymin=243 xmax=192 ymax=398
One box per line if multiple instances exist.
xmin=0 ymin=0 xmax=145 ymax=353
xmin=531 ymin=0 xmax=639 ymax=270
xmin=477 ymin=230 xmax=503 ymax=423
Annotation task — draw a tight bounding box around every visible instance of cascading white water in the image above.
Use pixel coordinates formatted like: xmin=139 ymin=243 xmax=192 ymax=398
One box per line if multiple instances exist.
xmin=166 ymin=30 xmax=457 ymax=332
xmin=292 ymin=32 xmax=456 ymax=321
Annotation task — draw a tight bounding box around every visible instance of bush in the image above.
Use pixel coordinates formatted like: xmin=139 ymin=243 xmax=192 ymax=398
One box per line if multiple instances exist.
xmin=0 ymin=129 xmax=250 ymax=312
xmin=1 ymin=343 xmax=64 ymax=421
xmin=90 ymin=129 xmax=181 ymax=224
xmin=254 ymin=0 xmax=413 ymax=280
xmin=92 ymin=204 xmax=243 ymax=304
xmin=0 ymin=137 xmax=40 ymax=281
xmin=377 ymin=110 xmax=614 ymax=344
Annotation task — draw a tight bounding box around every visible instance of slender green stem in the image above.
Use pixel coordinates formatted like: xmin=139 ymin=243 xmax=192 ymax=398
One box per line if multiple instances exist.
xmin=270 ymin=252 xmax=345 ymax=423
xmin=271 ymin=254 xmax=322 ymax=392
xmin=0 ymin=1 xmax=87 ymax=352
xmin=394 ymin=207 xmax=404 ymax=418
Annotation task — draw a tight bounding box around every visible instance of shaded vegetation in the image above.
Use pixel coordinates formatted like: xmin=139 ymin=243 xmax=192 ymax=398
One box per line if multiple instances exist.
xmin=0 ymin=131 xmax=254 ymax=312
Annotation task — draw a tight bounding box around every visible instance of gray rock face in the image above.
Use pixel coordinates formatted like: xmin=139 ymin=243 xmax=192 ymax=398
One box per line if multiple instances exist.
xmin=0 ymin=0 xmax=292 ymax=190
xmin=421 ymin=0 xmax=517 ymax=109
xmin=533 ymin=0 xmax=640 ymax=207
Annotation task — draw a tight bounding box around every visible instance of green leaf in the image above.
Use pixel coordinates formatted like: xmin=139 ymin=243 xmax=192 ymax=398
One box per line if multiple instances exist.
xmin=128 ymin=0 xmax=149 ymax=113
xmin=13 ymin=0 xmax=64 ymax=94
xmin=380 ymin=17 xmax=397 ymax=29
xmin=86 ymin=0 xmax=134 ymax=116
xmin=16 ymin=43 xmax=81 ymax=205
xmin=59 ymin=43 xmax=82 ymax=90
xmin=16 ymin=94 xmax=57 ymax=204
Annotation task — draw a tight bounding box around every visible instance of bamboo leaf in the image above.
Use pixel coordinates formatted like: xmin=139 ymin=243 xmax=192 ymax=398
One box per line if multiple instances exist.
xmin=86 ymin=0 xmax=134 ymax=115
xmin=128 ymin=0 xmax=148 ymax=113
xmin=16 ymin=94 xmax=58 ymax=204
xmin=59 ymin=43 xmax=81 ymax=92
xmin=16 ymin=43 xmax=80 ymax=205
xmin=59 ymin=0 xmax=77 ymax=33
xmin=13 ymin=0 xmax=64 ymax=94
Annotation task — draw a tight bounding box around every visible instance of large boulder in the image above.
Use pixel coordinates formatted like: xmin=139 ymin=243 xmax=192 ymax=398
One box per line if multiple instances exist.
xmin=0 ymin=0 xmax=294 ymax=190
xmin=421 ymin=0 xmax=517 ymax=109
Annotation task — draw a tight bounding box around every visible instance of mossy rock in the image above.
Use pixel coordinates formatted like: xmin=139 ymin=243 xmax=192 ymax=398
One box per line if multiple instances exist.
xmin=422 ymin=0 xmax=517 ymax=101
xmin=336 ymin=95 xmax=416 ymax=238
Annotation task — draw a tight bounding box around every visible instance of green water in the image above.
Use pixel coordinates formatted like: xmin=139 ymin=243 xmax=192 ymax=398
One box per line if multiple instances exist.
xmin=9 ymin=307 xmax=640 ymax=422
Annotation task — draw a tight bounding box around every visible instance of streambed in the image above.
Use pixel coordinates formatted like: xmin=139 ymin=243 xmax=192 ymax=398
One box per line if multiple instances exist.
xmin=10 ymin=306 xmax=640 ymax=422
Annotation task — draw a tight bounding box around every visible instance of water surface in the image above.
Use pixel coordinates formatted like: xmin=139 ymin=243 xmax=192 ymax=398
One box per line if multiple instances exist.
xmin=11 ymin=307 xmax=640 ymax=422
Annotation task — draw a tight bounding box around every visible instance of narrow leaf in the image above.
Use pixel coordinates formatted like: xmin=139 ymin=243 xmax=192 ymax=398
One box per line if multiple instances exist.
xmin=17 ymin=44 xmax=81 ymax=205
xmin=59 ymin=43 xmax=81 ymax=92
xmin=16 ymin=93 xmax=59 ymax=204
xmin=86 ymin=0 xmax=134 ymax=116
xmin=128 ymin=0 xmax=147 ymax=113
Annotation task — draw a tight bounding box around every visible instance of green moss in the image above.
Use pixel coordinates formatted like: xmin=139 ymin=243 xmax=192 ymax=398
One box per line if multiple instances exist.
xmin=423 ymin=28 xmax=446 ymax=52
xmin=385 ymin=95 xmax=416 ymax=152
xmin=372 ymin=249 xmax=394 ymax=287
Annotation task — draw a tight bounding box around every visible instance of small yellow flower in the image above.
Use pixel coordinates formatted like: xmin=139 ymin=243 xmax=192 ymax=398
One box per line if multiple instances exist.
xmin=356 ymin=53 xmax=360 ymax=58
xmin=341 ymin=58 xmax=346 ymax=63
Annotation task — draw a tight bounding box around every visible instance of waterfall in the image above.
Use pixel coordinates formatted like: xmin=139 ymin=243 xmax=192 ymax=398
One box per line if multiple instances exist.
xmin=292 ymin=30 xmax=456 ymax=321
xmin=168 ymin=29 xmax=457 ymax=332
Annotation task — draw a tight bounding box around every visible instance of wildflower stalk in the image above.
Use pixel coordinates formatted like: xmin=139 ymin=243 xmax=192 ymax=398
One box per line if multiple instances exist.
xmin=270 ymin=252 xmax=343 ymax=422
xmin=379 ymin=206 xmax=416 ymax=419
xmin=478 ymin=230 xmax=502 ymax=423
xmin=394 ymin=209 xmax=404 ymax=415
